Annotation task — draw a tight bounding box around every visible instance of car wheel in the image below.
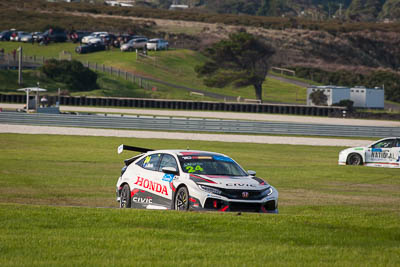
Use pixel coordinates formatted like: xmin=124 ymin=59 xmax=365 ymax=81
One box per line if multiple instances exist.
xmin=347 ymin=153 xmax=363 ymax=165
xmin=174 ymin=186 xmax=189 ymax=211
xmin=120 ymin=184 xmax=132 ymax=208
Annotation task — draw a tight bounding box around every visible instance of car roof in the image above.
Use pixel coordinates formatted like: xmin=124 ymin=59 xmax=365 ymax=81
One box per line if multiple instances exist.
xmin=147 ymin=150 xmax=228 ymax=157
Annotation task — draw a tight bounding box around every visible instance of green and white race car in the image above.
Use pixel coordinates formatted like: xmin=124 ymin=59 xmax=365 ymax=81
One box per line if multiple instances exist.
xmin=339 ymin=137 xmax=400 ymax=168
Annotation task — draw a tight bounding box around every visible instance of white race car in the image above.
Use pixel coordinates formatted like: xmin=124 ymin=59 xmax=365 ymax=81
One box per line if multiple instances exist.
xmin=339 ymin=137 xmax=400 ymax=168
xmin=116 ymin=145 xmax=279 ymax=213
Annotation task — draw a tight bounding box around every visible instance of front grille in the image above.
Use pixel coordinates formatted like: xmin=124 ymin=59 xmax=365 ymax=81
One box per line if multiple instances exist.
xmin=220 ymin=187 xmax=269 ymax=200
xmin=204 ymin=198 xmax=262 ymax=212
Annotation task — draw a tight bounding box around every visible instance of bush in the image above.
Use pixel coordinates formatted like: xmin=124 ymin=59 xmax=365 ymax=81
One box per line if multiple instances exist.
xmin=309 ymin=90 xmax=327 ymax=106
xmin=333 ymin=99 xmax=354 ymax=111
xmin=41 ymin=59 xmax=98 ymax=91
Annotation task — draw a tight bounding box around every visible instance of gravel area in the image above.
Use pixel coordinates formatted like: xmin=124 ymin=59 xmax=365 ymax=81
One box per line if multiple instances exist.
xmin=0 ymin=124 xmax=373 ymax=147
xmin=2 ymin=104 xmax=399 ymax=127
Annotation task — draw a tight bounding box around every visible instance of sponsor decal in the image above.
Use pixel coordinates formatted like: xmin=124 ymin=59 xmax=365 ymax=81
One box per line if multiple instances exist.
xmin=132 ymin=197 xmax=153 ymax=204
xmin=371 ymin=151 xmax=396 ymax=160
xmin=134 ymin=176 xmax=168 ymax=196
xmin=213 ymin=155 xmax=234 ymax=162
xmin=354 ymin=148 xmax=364 ymax=151
xmin=162 ymin=173 xmax=175 ymax=182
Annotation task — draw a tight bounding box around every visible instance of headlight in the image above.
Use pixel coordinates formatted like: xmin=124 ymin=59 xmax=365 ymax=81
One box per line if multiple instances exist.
xmin=199 ymin=185 xmax=222 ymax=195
xmin=262 ymin=187 xmax=273 ymax=197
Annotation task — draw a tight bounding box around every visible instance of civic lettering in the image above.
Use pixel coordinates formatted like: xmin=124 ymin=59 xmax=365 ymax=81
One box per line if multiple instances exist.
xmin=132 ymin=197 xmax=153 ymax=204
xmin=134 ymin=176 xmax=168 ymax=196
xmin=225 ymin=183 xmax=257 ymax=187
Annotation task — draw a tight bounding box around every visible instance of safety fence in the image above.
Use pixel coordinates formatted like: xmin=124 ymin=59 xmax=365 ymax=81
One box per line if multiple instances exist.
xmin=0 ymin=112 xmax=398 ymax=138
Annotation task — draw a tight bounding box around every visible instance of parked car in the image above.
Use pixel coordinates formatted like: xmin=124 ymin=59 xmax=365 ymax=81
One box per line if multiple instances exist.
xmin=0 ymin=30 xmax=14 ymax=41
xmin=75 ymin=42 xmax=106 ymax=54
xmin=31 ymin=32 xmax=42 ymax=42
xmin=10 ymin=31 xmax=31 ymax=42
xmin=69 ymin=31 xmax=91 ymax=43
xmin=81 ymin=32 xmax=109 ymax=44
xmin=146 ymin=38 xmax=169 ymax=51
xmin=20 ymin=33 xmax=34 ymax=43
xmin=116 ymin=145 xmax=279 ymax=213
xmin=113 ymin=34 xmax=135 ymax=48
xmin=120 ymin=37 xmax=148 ymax=51
xmin=38 ymin=29 xmax=67 ymax=43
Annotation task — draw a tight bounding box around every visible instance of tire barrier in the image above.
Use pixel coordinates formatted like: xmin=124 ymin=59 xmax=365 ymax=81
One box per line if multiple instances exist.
xmin=0 ymin=94 xmax=346 ymax=117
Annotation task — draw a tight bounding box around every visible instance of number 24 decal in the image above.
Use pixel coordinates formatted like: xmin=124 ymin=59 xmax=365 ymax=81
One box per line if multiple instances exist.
xmin=185 ymin=165 xmax=203 ymax=173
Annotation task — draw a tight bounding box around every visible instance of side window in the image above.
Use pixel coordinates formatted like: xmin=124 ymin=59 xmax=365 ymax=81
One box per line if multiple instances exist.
xmin=159 ymin=154 xmax=178 ymax=172
xmin=396 ymin=139 xmax=400 ymax=147
xmin=373 ymin=139 xmax=395 ymax=148
xmin=139 ymin=154 xmax=161 ymax=171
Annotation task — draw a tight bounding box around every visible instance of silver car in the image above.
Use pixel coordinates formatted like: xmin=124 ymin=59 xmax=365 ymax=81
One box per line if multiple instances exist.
xmin=10 ymin=31 xmax=31 ymax=42
xmin=146 ymin=38 xmax=169 ymax=51
xmin=120 ymin=37 xmax=148 ymax=52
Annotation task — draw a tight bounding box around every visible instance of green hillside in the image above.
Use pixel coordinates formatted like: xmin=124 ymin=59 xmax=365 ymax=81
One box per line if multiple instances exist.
xmin=0 ymin=42 xmax=307 ymax=103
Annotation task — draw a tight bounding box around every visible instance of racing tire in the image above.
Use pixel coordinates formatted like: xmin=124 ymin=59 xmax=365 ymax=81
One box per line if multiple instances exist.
xmin=120 ymin=184 xmax=132 ymax=208
xmin=174 ymin=186 xmax=189 ymax=211
xmin=347 ymin=153 xmax=363 ymax=165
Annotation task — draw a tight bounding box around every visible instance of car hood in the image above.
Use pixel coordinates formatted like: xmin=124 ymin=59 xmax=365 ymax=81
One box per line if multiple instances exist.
xmin=188 ymin=174 xmax=268 ymax=190
xmin=340 ymin=147 xmax=365 ymax=154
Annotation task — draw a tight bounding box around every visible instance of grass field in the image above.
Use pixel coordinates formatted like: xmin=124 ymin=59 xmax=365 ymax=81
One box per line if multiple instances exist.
xmin=0 ymin=42 xmax=307 ymax=103
xmin=0 ymin=133 xmax=399 ymax=265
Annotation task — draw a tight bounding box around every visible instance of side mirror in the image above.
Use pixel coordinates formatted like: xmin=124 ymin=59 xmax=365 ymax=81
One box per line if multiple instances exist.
xmin=247 ymin=170 xmax=256 ymax=176
xmin=162 ymin=167 xmax=179 ymax=175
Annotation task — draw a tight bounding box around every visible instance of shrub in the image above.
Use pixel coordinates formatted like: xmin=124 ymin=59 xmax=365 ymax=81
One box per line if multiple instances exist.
xmin=309 ymin=90 xmax=327 ymax=106
xmin=41 ymin=59 xmax=98 ymax=91
xmin=333 ymin=99 xmax=354 ymax=111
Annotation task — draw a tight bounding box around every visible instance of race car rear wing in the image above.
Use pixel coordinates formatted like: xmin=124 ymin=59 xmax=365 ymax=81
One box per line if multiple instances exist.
xmin=117 ymin=144 xmax=154 ymax=154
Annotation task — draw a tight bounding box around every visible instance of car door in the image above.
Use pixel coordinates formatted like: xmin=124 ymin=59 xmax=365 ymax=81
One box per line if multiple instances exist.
xmin=365 ymin=138 xmax=397 ymax=165
xmin=132 ymin=153 xmax=176 ymax=209
xmin=394 ymin=139 xmax=400 ymax=166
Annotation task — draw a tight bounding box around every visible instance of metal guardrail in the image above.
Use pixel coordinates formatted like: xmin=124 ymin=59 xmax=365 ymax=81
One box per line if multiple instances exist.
xmin=1 ymin=112 xmax=399 ymax=138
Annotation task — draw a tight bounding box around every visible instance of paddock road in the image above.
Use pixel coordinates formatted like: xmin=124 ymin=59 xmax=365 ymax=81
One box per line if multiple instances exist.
xmin=0 ymin=124 xmax=373 ymax=147
xmin=1 ymin=103 xmax=400 ymax=127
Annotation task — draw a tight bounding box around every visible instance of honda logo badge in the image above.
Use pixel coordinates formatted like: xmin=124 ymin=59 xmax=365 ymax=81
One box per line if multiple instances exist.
xmin=242 ymin=191 xmax=249 ymax=198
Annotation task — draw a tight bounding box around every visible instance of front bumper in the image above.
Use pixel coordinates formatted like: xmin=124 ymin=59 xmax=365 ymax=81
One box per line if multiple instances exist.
xmin=204 ymin=198 xmax=278 ymax=213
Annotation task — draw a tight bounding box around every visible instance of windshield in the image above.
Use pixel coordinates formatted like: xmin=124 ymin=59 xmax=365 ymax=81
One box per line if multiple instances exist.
xmin=178 ymin=155 xmax=248 ymax=176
